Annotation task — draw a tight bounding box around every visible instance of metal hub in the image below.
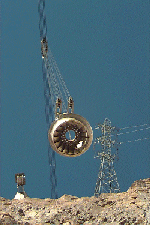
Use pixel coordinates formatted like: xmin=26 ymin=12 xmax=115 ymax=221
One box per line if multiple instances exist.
xmin=48 ymin=113 xmax=93 ymax=157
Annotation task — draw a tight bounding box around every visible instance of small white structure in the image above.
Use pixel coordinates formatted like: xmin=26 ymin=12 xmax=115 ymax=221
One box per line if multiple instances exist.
xmin=14 ymin=192 xmax=25 ymax=200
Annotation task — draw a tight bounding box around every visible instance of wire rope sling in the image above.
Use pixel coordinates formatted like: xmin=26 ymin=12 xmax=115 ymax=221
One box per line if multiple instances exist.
xmin=38 ymin=0 xmax=93 ymax=158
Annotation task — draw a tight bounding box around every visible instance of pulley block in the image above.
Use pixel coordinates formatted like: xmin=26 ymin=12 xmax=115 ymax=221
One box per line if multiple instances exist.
xmin=48 ymin=113 xmax=93 ymax=157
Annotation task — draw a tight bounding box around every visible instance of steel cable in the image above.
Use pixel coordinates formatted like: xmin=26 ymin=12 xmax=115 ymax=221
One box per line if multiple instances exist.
xmin=38 ymin=0 xmax=57 ymax=199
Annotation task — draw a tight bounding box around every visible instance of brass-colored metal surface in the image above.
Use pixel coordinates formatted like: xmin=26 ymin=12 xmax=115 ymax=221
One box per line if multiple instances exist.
xmin=48 ymin=113 xmax=93 ymax=157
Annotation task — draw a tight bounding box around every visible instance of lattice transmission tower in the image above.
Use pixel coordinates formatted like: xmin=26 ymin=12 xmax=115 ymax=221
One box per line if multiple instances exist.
xmin=93 ymin=118 xmax=120 ymax=197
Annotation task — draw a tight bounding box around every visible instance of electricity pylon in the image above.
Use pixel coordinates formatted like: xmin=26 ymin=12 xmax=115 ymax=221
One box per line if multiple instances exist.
xmin=94 ymin=118 xmax=120 ymax=197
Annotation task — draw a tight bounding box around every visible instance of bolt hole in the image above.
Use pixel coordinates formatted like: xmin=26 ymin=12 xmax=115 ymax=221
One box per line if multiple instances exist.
xmin=65 ymin=130 xmax=75 ymax=140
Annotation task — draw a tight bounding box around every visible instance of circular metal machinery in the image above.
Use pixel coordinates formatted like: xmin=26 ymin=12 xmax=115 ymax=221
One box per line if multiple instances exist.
xmin=48 ymin=113 xmax=93 ymax=157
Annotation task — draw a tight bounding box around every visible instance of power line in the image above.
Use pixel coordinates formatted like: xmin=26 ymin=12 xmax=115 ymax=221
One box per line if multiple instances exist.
xmin=119 ymin=137 xmax=149 ymax=145
xmin=119 ymin=123 xmax=149 ymax=131
xmin=116 ymin=124 xmax=150 ymax=145
xmin=116 ymin=126 xmax=150 ymax=136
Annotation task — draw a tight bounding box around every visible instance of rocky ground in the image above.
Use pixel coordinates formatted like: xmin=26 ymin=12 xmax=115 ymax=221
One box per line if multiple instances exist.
xmin=0 ymin=178 xmax=150 ymax=224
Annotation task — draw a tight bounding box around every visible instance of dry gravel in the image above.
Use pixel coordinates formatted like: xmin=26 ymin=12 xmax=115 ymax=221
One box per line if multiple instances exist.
xmin=0 ymin=178 xmax=150 ymax=224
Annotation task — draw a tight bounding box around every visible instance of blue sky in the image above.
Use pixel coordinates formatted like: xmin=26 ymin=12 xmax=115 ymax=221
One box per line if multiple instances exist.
xmin=1 ymin=1 xmax=149 ymax=199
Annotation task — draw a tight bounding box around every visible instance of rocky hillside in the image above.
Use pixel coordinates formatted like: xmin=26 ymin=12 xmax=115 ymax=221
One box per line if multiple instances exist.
xmin=0 ymin=178 xmax=150 ymax=224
